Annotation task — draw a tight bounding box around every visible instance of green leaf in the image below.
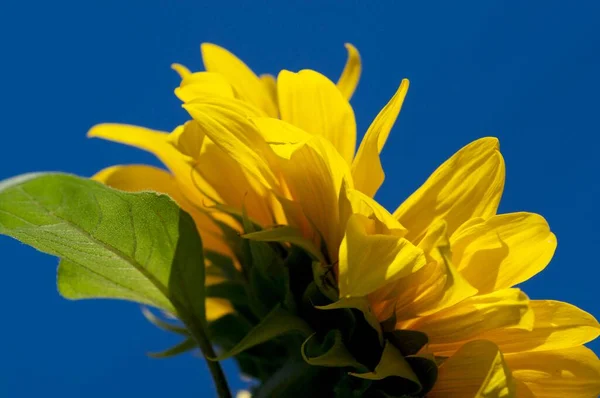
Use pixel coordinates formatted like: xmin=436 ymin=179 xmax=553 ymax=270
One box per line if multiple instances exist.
xmin=384 ymin=330 xmax=429 ymax=356
xmin=0 ymin=173 xmax=206 ymax=325
xmin=301 ymin=330 xmax=363 ymax=369
xmin=242 ymin=225 xmax=325 ymax=264
xmin=210 ymin=304 xmax=312 ymax=361
xmin=141 ymin=307 xmax=189 ymax=336
xmin=148 ymin=337 xmax=197 ymax=358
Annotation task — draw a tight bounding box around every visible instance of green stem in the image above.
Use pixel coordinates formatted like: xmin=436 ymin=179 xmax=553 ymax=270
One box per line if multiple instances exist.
xmin=185 ymin=318 xmax=232 ymax=398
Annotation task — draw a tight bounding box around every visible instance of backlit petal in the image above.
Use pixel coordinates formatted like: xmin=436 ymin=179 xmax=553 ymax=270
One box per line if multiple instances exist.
xmin=429 ymin=340 xmax=516 ymax=397
xmin=477 ymin=300 xmax=600 ymax=354
xmin=278 ymin=69 xmax=357 ymax=164
xmin=352 ymin=79 xmax=409 ymax=197
xmin=370 ymin=220 xmax=476 ymax=321
xmin=200 ymin=43 xmax=278 ymax=117
xmin=183 ymin=96 xmax=280 ymax=192
xmin=394 ymin=137 xmax=505 ymax=243
xmin=505 ymin=346 xmax=600 ymax=397
xmin=451 ymin=212 xmax=557 ymax=293
xmin=338 ymin=213 xmax=426 ymax=298
xmin=403 ymin=288 xmax=533 ymax=354
xmin=336 ymin=43 xmax=362 ymax=100
xmin=278 ymin=136 xmax=352 ymax=261
xmin=175 ymin=71 xmax=235 ymax=103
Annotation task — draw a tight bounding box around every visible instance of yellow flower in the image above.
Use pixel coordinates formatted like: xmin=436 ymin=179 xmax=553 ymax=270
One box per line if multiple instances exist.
xmin=89 ymin=43 xmax=600 ymax=397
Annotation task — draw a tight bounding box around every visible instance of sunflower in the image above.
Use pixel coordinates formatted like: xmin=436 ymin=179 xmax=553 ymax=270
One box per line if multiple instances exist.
xmin=89 ymin=44 xmax=600 ymax=397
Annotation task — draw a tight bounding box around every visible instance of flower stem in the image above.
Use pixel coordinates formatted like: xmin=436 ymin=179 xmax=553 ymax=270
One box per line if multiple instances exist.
xmin=185 ymin=317 xmax=232 ymax=398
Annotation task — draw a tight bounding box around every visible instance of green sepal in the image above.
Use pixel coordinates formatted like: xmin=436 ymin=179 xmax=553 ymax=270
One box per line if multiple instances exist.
xmin=384 ymin=330 xmax=429 ymax=356
xmin=350 ymin=341 xmax=421 ymax=395
xmin=205 ymin=281 xmax=248 ymax=308
xmin=141 ymin=307 xmax=189 ymax=336
xmin=405 ymin=355 xmax=438 ymax=396
xmin=242 ymin=225 xmax=325 ymax=264
xmin=204 ymin=250 xmax=242 ymax=282
xmin=208 ymin=304 xmax=312 ymax=361
xmin=301 ymin=330 xmax=364 ymax=370
xmin=148 ymin=337 xmax=197 ymax=359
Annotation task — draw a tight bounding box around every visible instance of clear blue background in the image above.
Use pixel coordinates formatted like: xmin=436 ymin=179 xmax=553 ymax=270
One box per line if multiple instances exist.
xmin=1 ymin=1 xmax=599 ymax=396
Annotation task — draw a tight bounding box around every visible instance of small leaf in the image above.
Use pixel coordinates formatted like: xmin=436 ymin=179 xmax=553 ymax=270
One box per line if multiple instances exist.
xmin=242 ymin=225 xmax=325 ymax=264
xmin=205 ymin=281 xmax=248 ymax=308
xmin=317 ymin=297 xmax=383 ymax=344
xmin=205 ymin=250 xmax=241 ymax=281
xmin=405 ymin=356 xmax=438 ymax=396
xmin=350 ymin=341 xmax=421 ymax=395
xmin=385 ymin=330 xmax=429 ymax=356
xmin=141 ymin=307 xmax=189 ymax=336
xmin=301 ymin=330 xmax=363 ymax=369
xmin=210 ymin=304 xmax=312 ymax=361
xmin=148 ymin=338 xmax=197 ymax=358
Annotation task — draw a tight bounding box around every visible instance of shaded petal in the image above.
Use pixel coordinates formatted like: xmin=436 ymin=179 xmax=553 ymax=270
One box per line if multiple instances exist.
xmin=279 ymin=136 xmax=352 ymax=262
xmin=336 ymin=43 xmax=362 ymax=100
xmin=404 ymin=288 xmax=533 ymax=354
xmin=505 ymin=346 xmax=600 ymax=398
xmin=352 ymin=80 xmax=409 ymax=197
xmin=183 ymin=96 xmax=281 ymax=191
xmin=394 ymin=137 xmax=505 ymax=243
xmin=175 ymin=71 xmax=235 ymax=103
xmin=477 ymin=300 xmax=600 ymax=353
xmin=369 ymin=220 xmax=476 ymax=321
xmin=344 ymin=187 xmax=407 ymax=236
xmin=259 ymin=73 xmax=278 ymax=114
xmin=200 ymin=43 xmax=278 ymax=117
xmin=278 ymin=69 xmax=357 ymax=164
xmin=171 ymin=63 xmax=192 ymax=79
xmin=338 ymin=213 xmax=426 ymax=298
xmin=429 ymin=340 xmax=516 ymax=397
xmin=451 ymin=212 xmax=557 ymax=293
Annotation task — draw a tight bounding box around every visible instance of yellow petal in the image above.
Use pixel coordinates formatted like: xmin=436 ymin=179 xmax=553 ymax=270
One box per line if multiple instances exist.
xmin=344 ymin=187 xmax=407 ymax=236
xmin=336 ymin=43 xmax=362 ymax=100
xmin=279 ymin=136 xmax=352 ymax=262
xmin=251 ymin=117 xmax=312 ymax=159
xmin=200 ymin=43 xmax=278 ymax=117
xmin=403 ymin=288 xmax=533 ymax=354
xmin=505 ymin=346 xmax=600 ymax=398
xmin=277 ymin=69 xmax=357 ymax=164
xmin=477 ymin=300 xmax=600 ymax=354
xmin=167 ymin=120 xmax=206 ymax=159
xmin=429 ymin=340 xmax=516 ymax=397
xmin=451 ymin=212 xmax=557 ymax=294
xmin=206 ymin=298 xmax=234 ymax=321
xmin=394 ymin=137 xmax=505 ymax=243
xmin=259 ymin=73 xmax=278 ymax=114
xmin=338 ymin=213 xmax=426 ymax=298
xmin=171 ymin=63 xmax=192 ymax=79
xmin=88 ymin=123 xmax=274 ymax=226
xmin=175 ymin=71 xmax=235 ymax=103
xmin=183 ymin=96 xmax=280 ymax=192
xmin=370 ymin=220 xmax=476 ymax=321
xmin=352 ymin=79 xmax=409 ymax=197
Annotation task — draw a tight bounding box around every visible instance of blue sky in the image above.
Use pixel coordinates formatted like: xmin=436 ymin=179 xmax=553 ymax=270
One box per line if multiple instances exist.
xmin=1 ymin=1 xmax=599 ymax=396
